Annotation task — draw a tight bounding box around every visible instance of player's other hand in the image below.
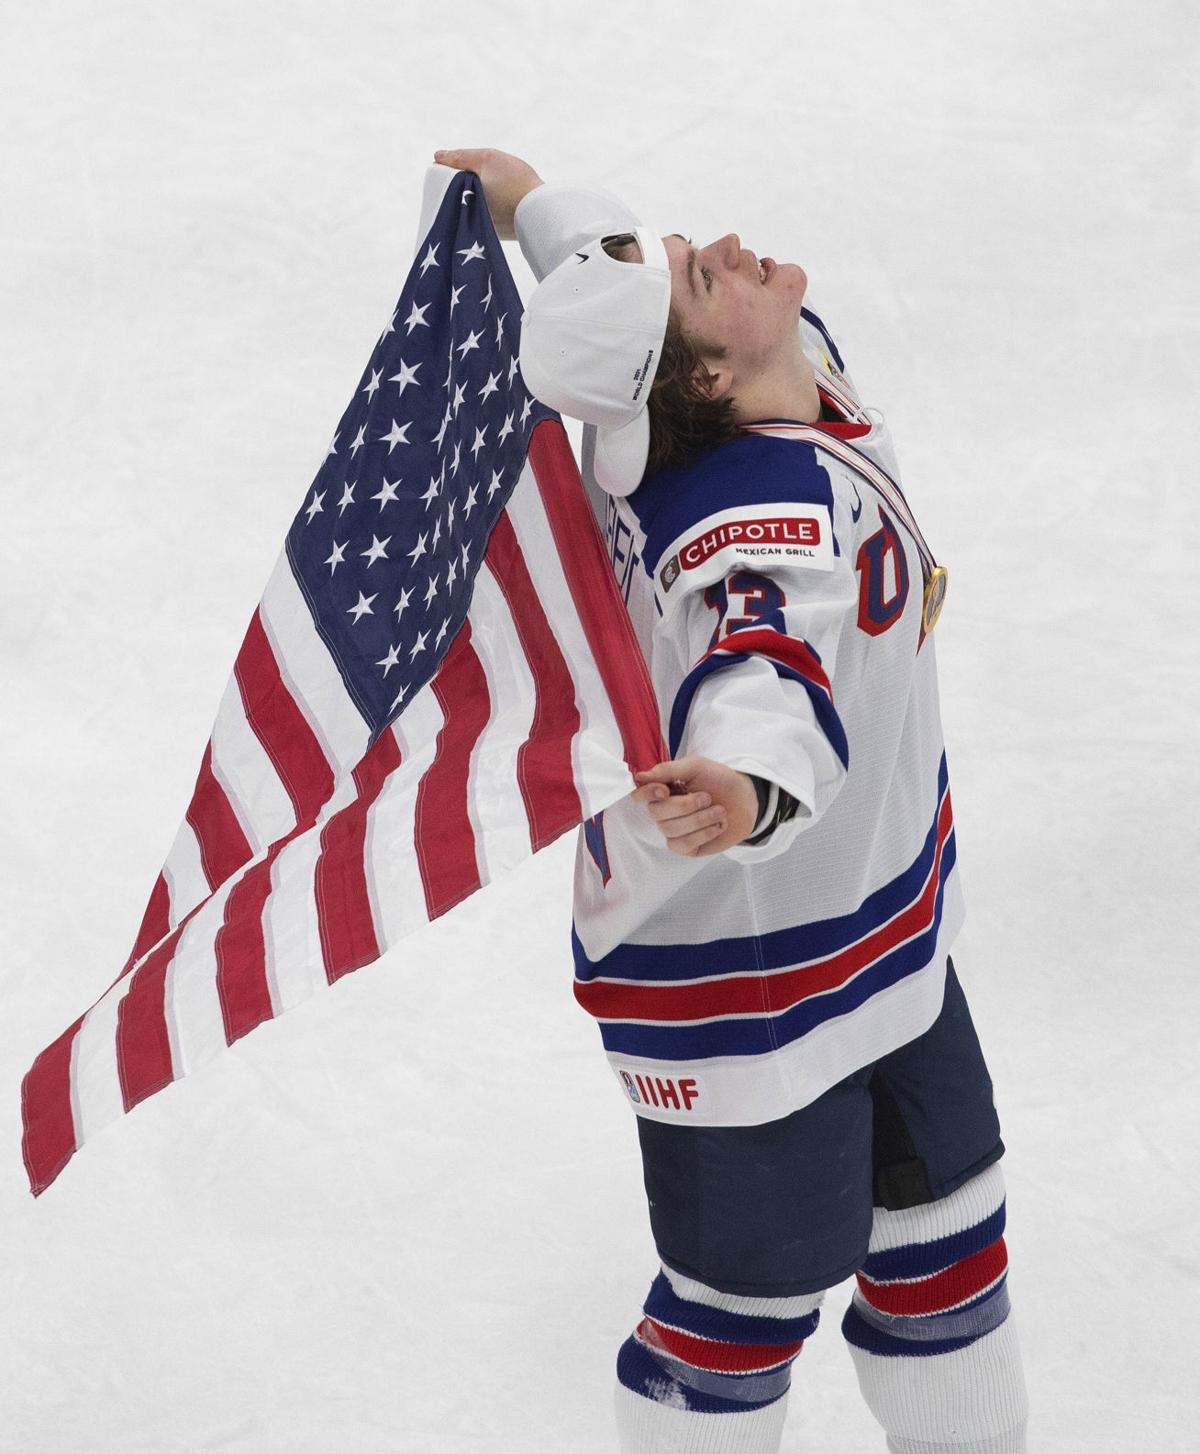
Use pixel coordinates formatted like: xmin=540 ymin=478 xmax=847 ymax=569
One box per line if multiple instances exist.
xmin=432 ymin=148 xmax=544 ymax=239
xmin=632 ymin=757 xmax=759 ymax=858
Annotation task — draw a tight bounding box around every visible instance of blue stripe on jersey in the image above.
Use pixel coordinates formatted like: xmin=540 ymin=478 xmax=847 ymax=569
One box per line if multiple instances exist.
xmin=666 ymin=644 xmax=850 ymax=769
xmin=591 ymin=839 xmax=955 ymax=1061
xmin=632 ymin=434 xmax=836 ymax=576
xmin=801 ymin=306 xmax=845 ymax=373
xmin=643 ymin=1272 xmax=821 ymax=1346
xmin=861 ymin=1205 xmax=1007 ymax=1283
xmin=574 ymin=756 xmax=950 ymax=985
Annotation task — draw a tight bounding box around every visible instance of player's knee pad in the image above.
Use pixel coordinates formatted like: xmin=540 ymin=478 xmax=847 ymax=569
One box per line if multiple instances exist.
xmin=618 ymin=1264 xmax=823 ymax=1417
xmin=842 ymin=1163 xmax=1028 ymax=1452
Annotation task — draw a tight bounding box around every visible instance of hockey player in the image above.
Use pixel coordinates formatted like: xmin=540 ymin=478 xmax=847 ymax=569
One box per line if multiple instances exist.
xmin=434 ymin=148 xmax=1030 ymax=1454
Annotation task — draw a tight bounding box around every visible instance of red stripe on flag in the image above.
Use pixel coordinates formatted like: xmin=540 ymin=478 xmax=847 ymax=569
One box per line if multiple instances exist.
xmin=575 ymin=789 xmax=954 ymax=1023
xmin=484 ymin=510 xmax=582 ymax=851
xmin=416 ymin=625 xmax=490 ymax=918
xmin=116 ymin=930 xmax=183 ymax=1111
xmin=236 ymin=609 xmax=336 ymax=828
xmin=21 ymin=1016 xmax=84 ymax=1197
xmin=316 ymin=728 xmax=403 ymax=983
xmin=186 ymin=742 xmax=253 ymax=890
xmin=122 ymin=872 xmax=172 ymax=976
xmin=856 ymin=1238 xmax=1009 ymax=1318
xmin=214 ymin=853 xmax=280 ymax=1045
xmin=638 ymin=1318 xmax=804 ymax=1374
xmin=527 ymin=421 xmax=665 ymax=773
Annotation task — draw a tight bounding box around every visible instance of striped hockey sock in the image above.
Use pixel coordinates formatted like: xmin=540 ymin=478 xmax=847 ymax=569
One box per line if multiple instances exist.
xmin=614 ymin=1265 xmax=823 ymax=1453
xmin=842 ymin=1163 xmax=1029 ymax=1453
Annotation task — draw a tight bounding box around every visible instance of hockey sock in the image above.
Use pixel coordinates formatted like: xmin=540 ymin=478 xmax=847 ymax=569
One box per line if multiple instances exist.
xmin=614 ymin=1264 xmax=823 ymax=1454
xmin=841 ymin=1163 xmax=1029 ymax=1453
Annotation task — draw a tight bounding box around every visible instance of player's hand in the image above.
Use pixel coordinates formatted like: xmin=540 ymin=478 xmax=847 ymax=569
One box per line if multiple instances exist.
xmin=632 ymin=756 xmax=760 ymax=858
xmin=431 ymin=148 xmax=544 ymax=239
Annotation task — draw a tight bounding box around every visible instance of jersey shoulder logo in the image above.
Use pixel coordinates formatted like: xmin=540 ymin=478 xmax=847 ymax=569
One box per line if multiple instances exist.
xmin=855 ymin=505 xmax=910 ymax=636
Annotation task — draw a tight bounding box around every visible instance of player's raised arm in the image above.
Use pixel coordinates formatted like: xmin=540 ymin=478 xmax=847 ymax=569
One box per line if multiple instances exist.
xmin=431 ymin=148 xmax=544 ymax=238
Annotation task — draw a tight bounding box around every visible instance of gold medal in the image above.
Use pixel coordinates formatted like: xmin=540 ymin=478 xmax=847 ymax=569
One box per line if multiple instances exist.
xmin=921 ymin=565 xmax=949 ymax=634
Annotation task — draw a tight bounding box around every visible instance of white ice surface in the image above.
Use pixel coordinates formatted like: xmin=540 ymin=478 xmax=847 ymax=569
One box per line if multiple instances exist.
xmin=2 ymin=2 xmax=1198 ymax=1451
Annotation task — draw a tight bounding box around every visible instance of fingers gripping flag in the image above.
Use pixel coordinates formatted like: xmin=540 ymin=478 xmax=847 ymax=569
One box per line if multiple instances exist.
xmin=22 ymin=169 xmax=664 ymax=1196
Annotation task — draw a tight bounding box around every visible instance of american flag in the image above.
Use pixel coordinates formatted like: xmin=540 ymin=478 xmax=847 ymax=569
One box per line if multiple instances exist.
xmin=22 ymin=168 xmax=664 ymax=1197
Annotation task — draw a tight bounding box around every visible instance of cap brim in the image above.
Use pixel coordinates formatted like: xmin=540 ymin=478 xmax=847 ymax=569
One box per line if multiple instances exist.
xmin=593 ymin=410 xmax=650 ymax=498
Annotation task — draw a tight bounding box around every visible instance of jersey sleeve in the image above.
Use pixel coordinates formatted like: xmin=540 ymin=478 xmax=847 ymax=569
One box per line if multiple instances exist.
xmin=639 ymin=438 xmax=858 ymax=862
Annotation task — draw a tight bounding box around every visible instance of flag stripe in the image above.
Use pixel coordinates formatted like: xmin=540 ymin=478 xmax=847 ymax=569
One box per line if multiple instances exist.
xmin=186 ymin=742 xmax=253 ymax=891
xmin=214 ymin=850 xmax=281 ymax=1044
xmin=210 ymin=674 xmax=296 ymax=855
xmin=526 ymin=422 xmax=664 ymax=773
xmin=20 ymin=1017 xmax=83 ymax=1195
xmin=465 ymin=562 xmax=540 ymax=883
xmin=316 ymin=727 xmax=403 ymax=982
xmin=164 ymin=890 xmax=232 ymax=1074
xmin=116 ymin=931 xmax=183 ymax=1111
xmin=482 ymin=507 xmax=582 ymax=851
xmin=161 ymin=820 xmax=208 ymax=932
xmin=259 ymin=553 xmax=373 ymax=773
xmin=260 ymin=824 xmax=325 ymax=1015
xmin=416 ymin=625 xmax=490 ymax=917
xmin=236 ymin=609 xmax=336 ymax=827
xmin=366 ymin=688 xmax=448 ymax=947
xmin=123 ymin=873 xmax=172 ymax=975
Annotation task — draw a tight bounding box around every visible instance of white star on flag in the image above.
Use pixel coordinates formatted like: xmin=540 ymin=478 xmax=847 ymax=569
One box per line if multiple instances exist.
xmin=404 ymin=301 xmax=430 ymax=334
xmin=389 ymin=359 xmax=421 ymax=395
xmin=348 ymin=590 xmax=376 ymax=622
xmin=379 ymin=420 xmax=411 ymax=453
xmin=372 ymin=478 xmax=402 ymax=509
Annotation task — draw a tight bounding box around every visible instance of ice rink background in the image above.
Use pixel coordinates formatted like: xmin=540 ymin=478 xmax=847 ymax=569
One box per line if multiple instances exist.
xmin=3 ymin=2 xmax=1197 ymax=1450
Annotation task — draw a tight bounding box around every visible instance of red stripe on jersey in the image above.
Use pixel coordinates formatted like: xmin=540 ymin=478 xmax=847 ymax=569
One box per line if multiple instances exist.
xmin=21 ymin=1016 xmax=84 ymax=1197
xmin=576 ymin=788 xmax=953 ymax=1023
xmin=704 ymin=626 xmax=834 ymax=701
xmin=236 ymin=610 xmax=335 ymax=828
xmin=483 ymin=509 xmax=582 ymax=852
xmin=186 ymin=742 xmax=253 ymax=891
xmin=857 ymin=1238 xmax=1009 ymax=1318
xmin=637 ymin=1318 xmax=804 ymax=1374
xmin=527 ymin=420 xmax=666 ymax=773
xmin=116 ymin=929 xmax=183 ymax=1111
xmin=417 ymin=625 xmax=490 ymax=918
xmin=316 ymin=727 xmax=403 ymax=983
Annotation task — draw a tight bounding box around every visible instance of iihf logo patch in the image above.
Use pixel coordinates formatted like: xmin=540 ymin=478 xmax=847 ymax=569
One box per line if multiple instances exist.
xmin=617 ymin=1068 xmax=703 ymax=1113
xmin=583 ymin=810 xmax=612 ymax=886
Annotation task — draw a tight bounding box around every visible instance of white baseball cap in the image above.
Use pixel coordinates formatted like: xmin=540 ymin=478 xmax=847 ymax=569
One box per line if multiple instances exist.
xmin=519 ymin=226 xmax=671 ymax=497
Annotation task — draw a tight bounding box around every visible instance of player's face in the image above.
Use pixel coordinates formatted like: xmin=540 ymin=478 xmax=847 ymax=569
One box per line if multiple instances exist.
xmin=661 ymin=232 xmax=809 ymax=369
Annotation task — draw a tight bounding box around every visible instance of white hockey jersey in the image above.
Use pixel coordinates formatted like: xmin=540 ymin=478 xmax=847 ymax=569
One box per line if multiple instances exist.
xmin=515 ymin=187 xmax=964 ymax=1129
